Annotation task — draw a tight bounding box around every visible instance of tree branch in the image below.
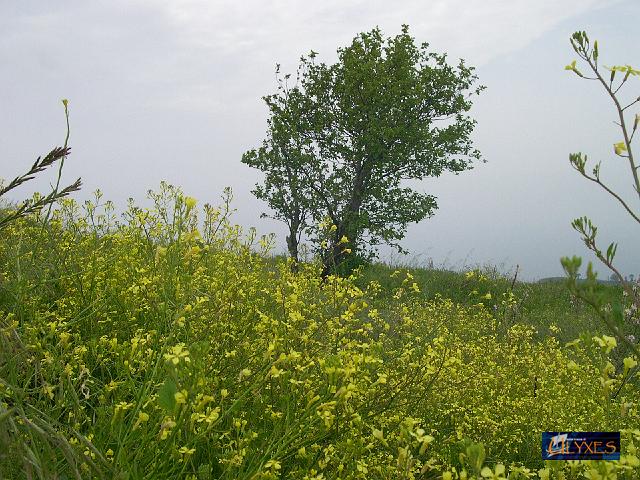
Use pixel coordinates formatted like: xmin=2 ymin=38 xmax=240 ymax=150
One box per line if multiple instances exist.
xmin=572 ymin=165 xmax=640 ymax=224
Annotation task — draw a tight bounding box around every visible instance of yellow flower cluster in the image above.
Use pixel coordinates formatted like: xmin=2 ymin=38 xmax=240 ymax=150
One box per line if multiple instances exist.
xmin=0 ymin=184 xmax=637 ymax=479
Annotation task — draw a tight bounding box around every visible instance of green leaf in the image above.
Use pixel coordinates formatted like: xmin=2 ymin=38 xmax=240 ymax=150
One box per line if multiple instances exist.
xmin=480 ymin=466 xmax=493 ymax=478
xmin=624 ymin=357 xmax=638 ymax=375
xmin=614 ymin=141 xmax=627 ymax=155
xmin=465 ymin=441 xmax=486 ymax=474
xmin=560 ymin=255 xmax=582 ymax=278
xmin=611 ymin=301 xmax=624 ymax=326
xmin=158 ymin=378 xmax=178 ymax=412
xmin=623 ymin=65 xmax=640 ymax=78
xmin=606 ymin=242 xmax=617 ymax=263
xmin=569 ymin=152 xmax=587 ymax=172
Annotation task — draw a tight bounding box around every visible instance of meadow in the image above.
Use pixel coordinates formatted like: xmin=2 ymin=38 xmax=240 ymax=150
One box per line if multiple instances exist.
xmin=0 ymin=183 xmax=639 ymax=479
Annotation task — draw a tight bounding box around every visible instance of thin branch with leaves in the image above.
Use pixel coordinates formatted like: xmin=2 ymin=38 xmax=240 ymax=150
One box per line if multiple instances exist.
xmin=561 ymin=30 xmax=640 ymax=365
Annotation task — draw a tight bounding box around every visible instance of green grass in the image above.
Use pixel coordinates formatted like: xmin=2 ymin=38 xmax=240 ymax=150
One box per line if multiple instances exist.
xmin=357 ymin=262 xmax=607 ymax=343
xmin=0 ymin=187 xmax=638 ymax=479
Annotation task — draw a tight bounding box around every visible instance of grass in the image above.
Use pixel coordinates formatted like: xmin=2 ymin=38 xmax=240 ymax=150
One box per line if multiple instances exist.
xmin=357 ymin=262 xmax=607 ymax=342
xmin=0 ymin=185 xmax=638 ymax=479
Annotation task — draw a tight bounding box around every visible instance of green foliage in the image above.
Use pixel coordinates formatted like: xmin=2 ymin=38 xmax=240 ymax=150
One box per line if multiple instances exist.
xmin=243 ymin=25 xmax=483 ymax=275
xmin=0 ymin=186 xmax=638 ymax=478
xmin=357 ymin=263 xmax=607 ymax=341
xmin=561 ymin=31 xmax=640 ymax=364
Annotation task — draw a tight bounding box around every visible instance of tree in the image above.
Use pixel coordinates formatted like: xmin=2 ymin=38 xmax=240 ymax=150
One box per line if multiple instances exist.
xmin=561 ymin=31 xmax=640 ymax=361
xmin=242 ymin=68 xmax=315 ymax=269
xmin=243 ymin=25 xmax=483 ymax=276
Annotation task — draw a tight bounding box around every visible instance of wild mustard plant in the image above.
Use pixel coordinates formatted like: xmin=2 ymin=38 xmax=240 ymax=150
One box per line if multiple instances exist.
xmin=0 ymin=185 xmax=638 ymax=478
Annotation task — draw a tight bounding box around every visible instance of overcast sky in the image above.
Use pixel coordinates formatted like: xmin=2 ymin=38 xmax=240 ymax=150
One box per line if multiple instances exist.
xmin=1 ymin=0 xmax=638 ymax=280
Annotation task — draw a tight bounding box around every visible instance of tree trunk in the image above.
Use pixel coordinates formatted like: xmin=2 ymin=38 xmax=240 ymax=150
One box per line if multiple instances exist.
xmin=321 ymin=159 xmax=371 ymax=277
xmin=286 ymin=218 xmax=300 ymax=273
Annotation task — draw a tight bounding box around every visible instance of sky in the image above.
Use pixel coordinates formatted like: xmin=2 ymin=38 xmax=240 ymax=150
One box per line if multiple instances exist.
xmin=1 ymin=0 xmax=638 ymax=280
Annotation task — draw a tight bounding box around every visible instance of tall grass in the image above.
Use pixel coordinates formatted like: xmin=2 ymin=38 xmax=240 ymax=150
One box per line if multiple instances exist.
xmin=0 ymin=184 xmax=638 ymax=479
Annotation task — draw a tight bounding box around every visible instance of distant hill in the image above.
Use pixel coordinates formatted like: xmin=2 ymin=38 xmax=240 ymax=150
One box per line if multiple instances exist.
xmin=537 ymin=276 xmax=620 ymax=285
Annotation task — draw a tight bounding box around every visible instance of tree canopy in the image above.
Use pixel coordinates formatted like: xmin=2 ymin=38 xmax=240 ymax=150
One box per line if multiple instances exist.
xmin=243 ymin=25 xmax=483 ymax=275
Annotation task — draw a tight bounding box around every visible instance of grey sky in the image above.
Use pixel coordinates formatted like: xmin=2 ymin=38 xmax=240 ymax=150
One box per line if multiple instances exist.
xmin=1 ymin=0 xmax=638 ymax=280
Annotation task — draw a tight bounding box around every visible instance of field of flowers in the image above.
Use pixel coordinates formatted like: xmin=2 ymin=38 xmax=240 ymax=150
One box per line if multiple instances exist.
xmin=0 ymin=184 xmax=639 ymax=479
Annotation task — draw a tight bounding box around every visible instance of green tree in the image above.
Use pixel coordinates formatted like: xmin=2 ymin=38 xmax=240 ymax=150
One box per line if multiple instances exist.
xmin=561 ymin=31 xmax=640 ymax=361
xmin=241 ymin=68 xmax=316 ymax=269
xmin=243 ymin=25 xmax=483 ymax=276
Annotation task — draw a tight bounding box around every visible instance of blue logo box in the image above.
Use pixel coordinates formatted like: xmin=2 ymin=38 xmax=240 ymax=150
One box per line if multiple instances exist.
xmin=542 ymin=432 xmax=620 ymax=460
